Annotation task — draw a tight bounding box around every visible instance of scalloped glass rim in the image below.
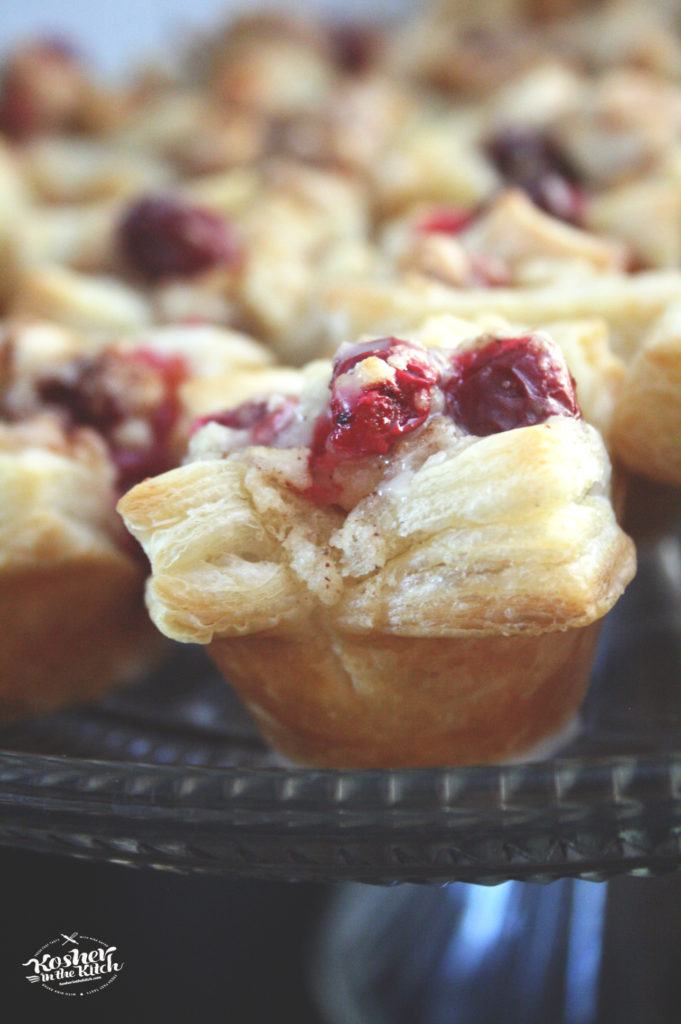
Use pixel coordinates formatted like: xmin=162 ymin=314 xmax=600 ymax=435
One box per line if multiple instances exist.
xmin=1 ymin=747 xmax=681 ymax=884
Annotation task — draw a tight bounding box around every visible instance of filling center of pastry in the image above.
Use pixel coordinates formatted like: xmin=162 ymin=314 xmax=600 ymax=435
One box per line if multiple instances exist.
xmin=192 ymin=329 xmax=581 ymax=511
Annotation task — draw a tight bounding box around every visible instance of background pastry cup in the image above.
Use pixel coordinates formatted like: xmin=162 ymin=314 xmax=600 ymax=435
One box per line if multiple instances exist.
xmin=0 ymin=555 xmax=165 ymax=722
xmin=209 ymin=621 xmax=601 ymax=768
xmin=610 ymin=298 xmax=681 ymax=539
xmin=0 ymin=419 xmax=169 ymax=722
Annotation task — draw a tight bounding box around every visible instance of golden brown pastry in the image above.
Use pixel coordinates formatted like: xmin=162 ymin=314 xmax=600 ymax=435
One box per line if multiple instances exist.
xmin=119 ymin=318 xmax=635 ymax=767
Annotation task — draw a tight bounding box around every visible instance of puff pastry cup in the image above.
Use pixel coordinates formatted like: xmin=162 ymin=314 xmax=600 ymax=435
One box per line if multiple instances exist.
xmin=119 ymin=317 xmax=636 ymax=767
xmin=0 ymin=319 xmax=272 ymax=721
xmin=0 ymin=414 xmax=160 ymax=720
xmin=609 ymin=296 xmax=681 ymax=534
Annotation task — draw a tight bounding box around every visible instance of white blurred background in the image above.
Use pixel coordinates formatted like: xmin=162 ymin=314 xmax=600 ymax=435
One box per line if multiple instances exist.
xmin=0 ymin=0 xmax=411 ymax=76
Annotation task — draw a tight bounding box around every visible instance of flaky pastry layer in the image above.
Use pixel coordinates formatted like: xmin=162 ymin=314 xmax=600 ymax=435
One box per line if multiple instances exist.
xmin=120 ymin=414 xmax=635 ymax=644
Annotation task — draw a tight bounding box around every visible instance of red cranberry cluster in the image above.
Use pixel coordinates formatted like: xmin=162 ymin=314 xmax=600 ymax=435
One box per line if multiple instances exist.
xmin=196 ymin=334 xmax=580 ymax=507
xmin=306 ymin=335 xmax=579 ymax=502
xmin=38 ymin=348 xmax=188 ymax=491
xmin=314 ymin=338 xmax=438 ymax=458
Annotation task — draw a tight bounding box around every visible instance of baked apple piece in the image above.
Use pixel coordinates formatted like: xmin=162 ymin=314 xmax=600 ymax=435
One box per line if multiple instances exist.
xmin=120 ymin=321 xmax=635 ymax=768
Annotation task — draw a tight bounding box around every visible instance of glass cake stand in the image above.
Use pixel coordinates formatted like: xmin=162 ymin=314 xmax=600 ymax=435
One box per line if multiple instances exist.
xmin=1 ymin=534 xmax=680 ymax=885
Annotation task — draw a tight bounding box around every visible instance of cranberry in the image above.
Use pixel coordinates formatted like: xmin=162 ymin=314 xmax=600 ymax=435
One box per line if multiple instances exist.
xmin=191 ymin=396 xmax=298 ymax=445
xmin=39 ymin=360 xmax=123 ymax=432
xmin=415 ymin=206 xmax=478 ymax=235
xmin=39 ymin=348 xmax=188 ymax=491
xmin=193 ymin=401 xmax=271 ymax=434
xmin=328 ymin=338 xmax=438 ymax=453
xmin=306 ymin=338 xmax=437 ymax=504
xmin=444 ymin=334 xmax=580 ymax=436
xmin=329 ymin=24 xmax=380 ymax=74
xmin=532 ymin=174 xmax=587 ymax=226
xmin=468 ymin=252 xmax=512 ymax=288
xmin=118 ymin=196 xmax=240 ymax=283
xmin=0 ymin=87 xmax=38 ymax=141
xmin=486 ymin=128 xmax=586 ymax=225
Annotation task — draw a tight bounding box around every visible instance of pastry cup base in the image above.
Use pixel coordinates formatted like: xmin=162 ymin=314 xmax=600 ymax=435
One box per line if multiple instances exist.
xmin=208 ymin=622 xmax=601 ymax=768
xmin=0 ymin=559 xmax=165 ymax=722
